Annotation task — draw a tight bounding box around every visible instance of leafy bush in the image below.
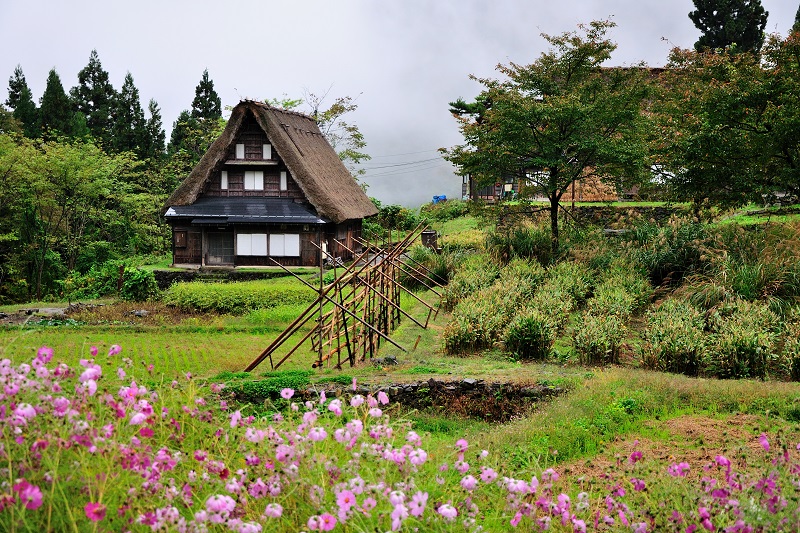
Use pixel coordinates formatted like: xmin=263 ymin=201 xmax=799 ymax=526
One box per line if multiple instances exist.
xmin=530 ymin=288 xmax=575 ymax=333
xmin=706 ymin=299 xmax=779 ymax=379
xmin=66 ymin=260 xmax=127 ymax=300
xmin=400 ymin=245 xmax=456 ymax=290
xmin=419 ymin=199 xmax=471 ymax=221
xmin=573 ymin=312 xmax=626 ymax=365
xmin=162 ymin=279 xmax=317 ymax=314
xmin=641 ymin=299 xmax=706 ymax=376
xmin=121 ymin=268 xmax=159 ymax=302
xmin=504 ymin=308 xmax=556 ymax=360
xmin=228 ymin=370 xmax=314 ymax=403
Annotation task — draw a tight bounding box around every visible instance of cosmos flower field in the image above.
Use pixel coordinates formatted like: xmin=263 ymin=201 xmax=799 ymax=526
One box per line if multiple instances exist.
xmin=1 ymin=344 xmax=799 ymax=532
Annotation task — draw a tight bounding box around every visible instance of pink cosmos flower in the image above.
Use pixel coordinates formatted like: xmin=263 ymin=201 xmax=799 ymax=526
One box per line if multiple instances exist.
xmin=758 ymin=433 xmax=770 ymax=452
xmin=631 ymin=478 xmax=646 ymax=491
xmin=328 ymin=399 xmax=343 ymax=416
xmin=409 ymin=491 xmax=427 ymax=517
xmin=264 ymin=503 xmax=282 ymax=518
xmin=37 ymin=346 xmax=54 ymax=363
xmin=280 ymin=388 xmax=294 ymax=399
xmin=90 ymin=346 xmax=98 ymax=356
xmin=368 ymin=407 xmax=382 ymax=418
xmin=130 ymin=412 xmax=147 ymax=425
xmin=377 ymin=390 xmax=389 ymax=404
xmin=460 ymin=474 xmax=478 ymax=491
xmin=309 ymin=427 xmax=328 ymax=441
xmin=668 ymin=462 xmax=690 ymax=477
xmin=319 ymin=513 xmax=337 ymax=531
xmin=337 ymin=489 xmax=357 ymax=512
xmin=409 ymin=448 xmax=428 ymax=466
xmin=13 ymin=480 xmax=43 ymax=510
xmin=629 ymin=450 xmax=643 ymax=464
xmin=350 ymin=395 xmax=364 ymax=407
xmin=84 ymin=502 xmax=106 ymax=522
xmin=455 ymin=438 xmax=469 ymax=452
xmin=438 ymin=503 xmax=458 ymax=521
xmin=389 ymin=490 xmax=405 ymax=506
xmin=480 ymin=466 xmax=498 ymax=483
xmin=206 ymin=494 xmax=236 ymax=513
xmin=108 ymin=344 xmax=122 ymax=356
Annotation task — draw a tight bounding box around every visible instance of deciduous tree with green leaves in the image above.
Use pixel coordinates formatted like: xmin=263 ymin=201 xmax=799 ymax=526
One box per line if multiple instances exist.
xmin=689 ymin=0 xmax=769 ymax=53
xmin=653 ymin=32 xmax=800 ymax=208
xmin=444 ymin=20 xmax=651 ymax=256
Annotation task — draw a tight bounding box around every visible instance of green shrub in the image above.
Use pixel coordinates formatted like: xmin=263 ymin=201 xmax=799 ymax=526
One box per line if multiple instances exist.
xmin=400 ymin=245 xmax=456 ymax=290
xmin=641 ymin=299 xmax=705 ymax=376
xmin=504 ymin=308 xmax=556 ymax=360
xmin=121 ymin=268 xmax=159 ymax=302
xmin=781 ymin=311 xmax=800 ymax=381
xmin=420 ymin=199 xmax=471 ymax=222
xmin=162 ymin=279 xmax=317 ymax=314
xmin=227 ymin=370 xmax=314 ymax=403
xmin=573 ymin=312 xmax=625 ymax=365
xmin=706 ymin=299 xmax=779 ymax=379
xmin=67 ymin=260 xmax=127 ymax=300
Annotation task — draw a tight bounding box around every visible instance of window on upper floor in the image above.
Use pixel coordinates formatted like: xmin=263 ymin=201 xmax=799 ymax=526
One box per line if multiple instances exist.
xmin=235 ymin=143 xmax=245 ymax=159
xmin=244 ymin=170 xmax=264 ymax=190
xmin=221 ymin=171 xmax=228 ymax=190
xmin=280 ymin=171 xmax=287 ymax=191
xmin=263 ymin=144 xmax=272 ymax=159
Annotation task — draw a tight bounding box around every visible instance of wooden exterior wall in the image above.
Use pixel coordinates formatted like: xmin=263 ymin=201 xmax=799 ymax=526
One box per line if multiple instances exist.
xmin=170 ymin=221 xmax=364 ymax=267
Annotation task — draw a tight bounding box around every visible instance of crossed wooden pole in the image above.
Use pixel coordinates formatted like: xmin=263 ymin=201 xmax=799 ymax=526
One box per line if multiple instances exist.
xmin=243 ymin=225 xmax=443 ymax=372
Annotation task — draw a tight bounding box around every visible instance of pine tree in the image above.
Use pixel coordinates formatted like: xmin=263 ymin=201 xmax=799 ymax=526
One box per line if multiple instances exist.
xmin=70 ymin=50 xmax=116 ymax=145
xmin=6 ymin=65 xmax=39 ymax=138
xmin=191 ymin=69 xmax=222 ymax=120
xmin=111 ymin=72 xmax=147 ymax=157
xmin=689 ymin=0 xmax=769 ymax=53
xmin=39 ymin=68 xmax=73 ymax=137
xmin=143 ymin=98 xmax=166 ymax=161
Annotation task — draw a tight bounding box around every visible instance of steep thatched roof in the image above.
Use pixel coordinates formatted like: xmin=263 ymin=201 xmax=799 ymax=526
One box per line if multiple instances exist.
xmin=164 ymin=100 xmax=377 ymax=224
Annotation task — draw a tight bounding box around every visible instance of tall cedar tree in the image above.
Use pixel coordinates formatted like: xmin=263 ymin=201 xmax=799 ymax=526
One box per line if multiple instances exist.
xmin=70 ymin=50 xmax=116 ymax=146
xmin=39 ymin=68 xmax=73 ymax=137
xmin=144 ymin=98 xmax=166 ymax=161
xmin=6 ymin=65 xmax=39 ymax=138
xmin=689 ymin=0 xmax=768 ymax=53
xmin=191 ymin=69 xmax=221 ymax=120
xmin=111 ymin=72 xmax=147 ymax=157
xmin=444 ymin=20 xmax=651 ymax=256
xmin=794 ymin=4 xmax=800 ymax=33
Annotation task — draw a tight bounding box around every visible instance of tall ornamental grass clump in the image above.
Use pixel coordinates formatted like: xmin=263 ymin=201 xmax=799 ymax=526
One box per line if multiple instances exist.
xmin=162 ymin=279 xmax=317 ymax=314
xmin=641 ymin=298 xmax=706 ymax=376
xmin=706 ymin=299 xmax=779 ymax=379
xmin=486 ymin=223 xmax=553 ymax=265
xmin=443 ymin=259 xmax=544 ymax=355
xmin=504 ymin=308 xmax=556 ymax=360
xmin=625 ymin=217 xmax=708 ymax=286
xmin=781 ymin=309 xmax=800 ymax=381
xmin=573 ymin=313 xmax=626 ymax=365
xmin=441 ymin=254 xmax=500 ymax=311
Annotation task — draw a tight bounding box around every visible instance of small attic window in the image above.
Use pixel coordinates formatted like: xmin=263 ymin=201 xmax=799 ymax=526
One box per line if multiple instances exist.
xmin=263 ymin=144 xmax=272 ymax=159
xmin=235 ymin=143 xmax=245 ymax=159
xmin=220 ymin=171 xmax=228 ymax=190
xmin=280 ymin=171 xmax=287 ymax=191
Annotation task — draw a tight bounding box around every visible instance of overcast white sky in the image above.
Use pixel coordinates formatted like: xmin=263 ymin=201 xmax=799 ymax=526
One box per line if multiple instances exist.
xmin=1 ymin=0 xmax=796 ymax=206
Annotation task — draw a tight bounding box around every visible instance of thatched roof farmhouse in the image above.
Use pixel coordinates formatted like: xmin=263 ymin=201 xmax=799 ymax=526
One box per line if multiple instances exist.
xmin=163 ymin=100 xmax=377 ymax=267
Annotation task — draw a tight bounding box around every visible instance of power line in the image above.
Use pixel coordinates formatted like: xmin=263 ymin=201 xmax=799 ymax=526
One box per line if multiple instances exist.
xmin=367 ymin=149 xmax=443 ymax=158
xmin=360 ymin=157 xmax=443 ymax=170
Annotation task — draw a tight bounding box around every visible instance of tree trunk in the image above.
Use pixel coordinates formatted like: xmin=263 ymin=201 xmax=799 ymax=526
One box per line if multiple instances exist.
xmin=549 ymin=194 xmax=559 ymax=259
